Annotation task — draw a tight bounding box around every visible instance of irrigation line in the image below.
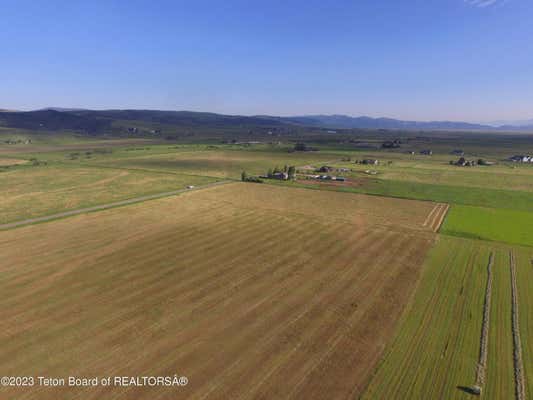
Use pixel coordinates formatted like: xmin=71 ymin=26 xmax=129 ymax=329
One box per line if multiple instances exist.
xmin=510 ymin=251 xmax=526 ymax=400
xmin=475 ymin=252 xmax=494 ymax=388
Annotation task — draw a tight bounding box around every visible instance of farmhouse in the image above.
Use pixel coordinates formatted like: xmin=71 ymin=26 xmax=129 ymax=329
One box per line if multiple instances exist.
xmin=453 ymin=157 xmax=475 ymax=167
xmin=509 ymin=155 xmax=533 ymax=163
xmin=361 ymin=159 xmax=379 ymax=165
xmin=382 ymin=140 xmax=401 ymax=149
xmin=307 ymin=174 xmax=346 ymax=181
xmin=272 ymin=172 xmax=289 ymax=180
xmin=420 ymin=149 xmax=433 ymax=155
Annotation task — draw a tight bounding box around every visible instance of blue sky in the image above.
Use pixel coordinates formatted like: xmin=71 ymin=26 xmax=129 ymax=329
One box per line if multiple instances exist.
xmin=1 ymin=0 xmax=532 ymax=122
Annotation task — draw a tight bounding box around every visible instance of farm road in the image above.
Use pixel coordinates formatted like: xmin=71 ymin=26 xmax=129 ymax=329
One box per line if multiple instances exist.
xmin=0 ymin=180 xmax=233 ymax=231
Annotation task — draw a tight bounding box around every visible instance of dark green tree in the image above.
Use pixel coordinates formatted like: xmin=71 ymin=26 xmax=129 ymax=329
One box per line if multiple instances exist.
xmin=287 ymin=165 xmax=296 ymax=180
xmin=294 ymin=142 xmax=307 ymax=151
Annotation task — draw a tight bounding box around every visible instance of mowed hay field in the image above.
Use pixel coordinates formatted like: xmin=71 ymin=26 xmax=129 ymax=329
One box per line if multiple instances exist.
xmin=0 ymin=183 xmax=438 ymax=400
xmin=362 ymin=236 xmax=533 ymax=400
xmin=0 ymin=165 xmax=218 ymax=224
xmin=92 ymin=149 xmax=338 ymax=179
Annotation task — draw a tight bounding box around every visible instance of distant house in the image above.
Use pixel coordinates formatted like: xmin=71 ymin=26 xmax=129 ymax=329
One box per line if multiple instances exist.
xmin=382 ymin=140 xmax=401 ymax=149
xmin=451 ymin=149 xmax=465 ymax=156
xmin=420 ymin=149 xmax=433 ymax=155
xmin=456 ymin=157 xmax=467 ymax=166
xmin=454 ymin=157 xmax=477 ymax=167
xmin=317 ymin=165 xmax=334 ymax=172
xmin=362 ymin=159 xmax=379 ymax=165
xmin=455 ymin=157 xmax=474 ymax=166
xmin=272 ymin=172 xmax=289 ymax=180
xmin=509 ymin=155 xmax=533 ymax=163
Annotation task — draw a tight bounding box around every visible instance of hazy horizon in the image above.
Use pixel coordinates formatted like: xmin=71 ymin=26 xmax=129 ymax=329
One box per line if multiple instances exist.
xmin=2 ymin=106 xmax=532 ymax=126
xmin=2 ymin=0 xmax=533 ymax=122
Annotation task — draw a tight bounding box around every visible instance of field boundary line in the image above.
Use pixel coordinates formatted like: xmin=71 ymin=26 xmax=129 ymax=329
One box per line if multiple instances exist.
xmin=475 ymin=252 xmax=494 ymax=390
xmin=0 ymin=180 xmax=233 ymax=231
xmin=510 ymin=251 xmax=526 ymax=400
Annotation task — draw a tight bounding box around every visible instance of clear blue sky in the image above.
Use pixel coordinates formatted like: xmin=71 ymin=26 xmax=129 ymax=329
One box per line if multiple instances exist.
xmin=2 ymin=0 xmax=532 ymax=122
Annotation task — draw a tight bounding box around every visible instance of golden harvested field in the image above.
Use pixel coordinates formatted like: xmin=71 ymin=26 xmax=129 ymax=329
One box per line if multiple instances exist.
xmin=0 ymin=158 xmax=28 ymax=166
xmin=0 ymin=184 xmax=438 ymax=400
xmin=0 ymin=165 xmax=217 ymax=224
xmin=94 ymin=149 xmax=338 ymax=179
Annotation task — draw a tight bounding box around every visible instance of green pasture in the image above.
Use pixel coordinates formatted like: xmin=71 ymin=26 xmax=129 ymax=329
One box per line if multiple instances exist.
xmin=363 ymin=236 xmax=524 ymax=399
xmin=441 ymin=205 xmax=533 ymax=247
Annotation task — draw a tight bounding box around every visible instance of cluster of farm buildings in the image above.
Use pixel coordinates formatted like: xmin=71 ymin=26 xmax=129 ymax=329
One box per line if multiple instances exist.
xmin=4 ymin=139 xmax=32 ymax=145
xmin=509 ymin=155 xmax=533 ymax=163
xmin=301 ymin=165 xmax=348 ymax=182
xmin=305 ymin=174 xmax=346 ymax=182
xmin=451 ymin=157 xmax=494 ymax=167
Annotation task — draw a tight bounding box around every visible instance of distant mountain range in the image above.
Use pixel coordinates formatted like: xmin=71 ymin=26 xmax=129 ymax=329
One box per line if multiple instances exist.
xmin=1 ymin=108 xmax=533 ymax=134
xmin=486 ymin=119 xmax=533 ymax=128
xmin=0 ymin=109 xmax=289 ymax=135
xmin=280 ymin=114 xmax=533 ymax=131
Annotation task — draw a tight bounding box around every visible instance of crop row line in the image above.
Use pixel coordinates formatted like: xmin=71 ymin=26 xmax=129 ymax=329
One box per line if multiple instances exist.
xmin=475 ymin=252 xmax=494 ymax=389
xmin=510 ymin=251 xmax=526 ymax=400
xmin=422 ymin=203 xmax=440 ymax=227
xmin=432 ymin=204 xmax=450 ymax=232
